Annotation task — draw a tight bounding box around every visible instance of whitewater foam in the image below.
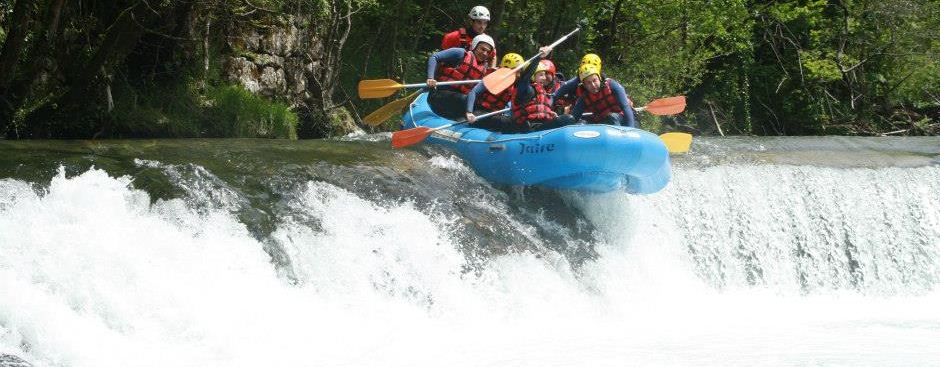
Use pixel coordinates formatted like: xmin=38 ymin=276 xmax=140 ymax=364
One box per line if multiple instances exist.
xmin=1 ymin=163 xmax=939 ymax=366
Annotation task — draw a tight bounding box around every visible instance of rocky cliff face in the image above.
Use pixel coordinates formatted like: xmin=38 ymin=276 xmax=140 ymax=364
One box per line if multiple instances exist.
xmin=222 ymin=16 xmax=362 ymax=137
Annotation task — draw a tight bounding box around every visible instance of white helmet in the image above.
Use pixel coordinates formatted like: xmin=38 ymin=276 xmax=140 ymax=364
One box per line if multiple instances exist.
xmin=471 ymin=34 xmax=495 ymax=51
xmin=468 ymin=6 xmax=490 ymax=21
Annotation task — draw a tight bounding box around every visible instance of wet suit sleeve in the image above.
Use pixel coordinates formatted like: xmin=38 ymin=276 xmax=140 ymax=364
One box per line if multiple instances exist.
xmin=553 ymin=77 xmax=579 ymax=103
xmin=466 ymin=83 xmax=486 ymax=113
xmin=427 ymin=48 xmax=467 ymax=80
xmin=513 ymin=56 xmax=542 ymax=105
xmin=609 ymin=80 xmax=637 ymax=128
xmin=571 ymin=98 xmax=586 ymax=121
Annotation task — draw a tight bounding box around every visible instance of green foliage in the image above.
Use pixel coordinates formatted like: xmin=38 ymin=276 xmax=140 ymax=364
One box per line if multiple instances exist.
xmin=205 ymin=85 xmax=299 ymax=139
xmin=2 ymin=0 xmax=938 ymax=138
xmin=109 ymin=81 xmax=297 ymax=139
xmin=340 ymin=0 xmax=938 ymax=136
xmin=800 ymin=51 xmax=843 ymax=82
xmin=109 ymin=81 xmax=203 ymax=138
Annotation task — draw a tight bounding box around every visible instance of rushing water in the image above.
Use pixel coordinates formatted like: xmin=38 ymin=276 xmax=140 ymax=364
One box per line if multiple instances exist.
xmin=1 ymin=137 xmax=939 ymax=367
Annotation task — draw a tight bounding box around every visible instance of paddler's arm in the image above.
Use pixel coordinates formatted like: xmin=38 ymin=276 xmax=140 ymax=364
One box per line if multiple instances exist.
xmin=570 ymin=98 xmax=586 ymax=122
xmin=426 ymin=48 xmax=466 ymax=88
xmin=465 ymin=83 xmax=487 ymax=123
xmin=553 ymin=77 xmax=579 ymax=101
xmin=513 ymin=58 xmax=540 ymax=105
xmin=609 ymin=80 xmax=637 ymax=128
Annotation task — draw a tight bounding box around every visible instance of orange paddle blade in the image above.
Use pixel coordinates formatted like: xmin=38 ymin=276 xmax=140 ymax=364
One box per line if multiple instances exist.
xmin=482 ymin=68 xmax=517 ymax=94
xmin=358 ymin=79 xmax=403 ymax=99
xmin=363 ymin=91 xmax=420 ymax=126
xmin=391 ymin=127 xmax=434 ymax=148
xmin=644 ymin=96 xmax=687 ymax=116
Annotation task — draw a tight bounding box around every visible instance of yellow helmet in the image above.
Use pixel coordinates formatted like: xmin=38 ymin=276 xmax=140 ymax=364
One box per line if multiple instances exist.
xmin=500 ymin=53 xmax=525 ymax=69
xmin=578 ymin=64 xmax=600 ymax=81
xmin=581 ymin=53 xmax=602 ymax=69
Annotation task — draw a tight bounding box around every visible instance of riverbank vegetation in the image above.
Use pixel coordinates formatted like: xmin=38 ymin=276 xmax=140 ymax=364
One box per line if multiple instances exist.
xmin=1 ymin=0 xmax=937 ymax=138
xmin=0 ymin=0 xmax=343 ymax=139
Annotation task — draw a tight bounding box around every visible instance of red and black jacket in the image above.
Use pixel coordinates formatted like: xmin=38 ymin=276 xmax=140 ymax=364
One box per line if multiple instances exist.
xmin=512 ymin=83 xmax=558 ymax=124
xmin=478 ymin=86 xmax=513 ymax=111
xmin=576 ymin=79 xmax=625 ymax=123
xmin=442 ymin=28 xmax=473 ymax=50
xmin=442 ymin=28 xmax=497 ymax=63
xmin=437 ymin=51 xmax=486 ymax=94
xmin=546 ymin=79 xmax=573 ymax=112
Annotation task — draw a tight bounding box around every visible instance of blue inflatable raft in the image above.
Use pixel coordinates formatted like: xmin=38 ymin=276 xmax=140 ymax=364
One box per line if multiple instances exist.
xmin=402 ymin=93 xmax=671 ymax=194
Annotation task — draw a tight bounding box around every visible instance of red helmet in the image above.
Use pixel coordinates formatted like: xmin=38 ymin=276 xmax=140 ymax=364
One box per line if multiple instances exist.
xmin=532 ymin=59 xmax=556 ymax=81
xmin=541 ymin=59 xmax=556 ymax=75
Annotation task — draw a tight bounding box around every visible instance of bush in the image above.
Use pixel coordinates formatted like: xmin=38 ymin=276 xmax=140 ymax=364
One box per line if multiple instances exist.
xmin=204 ymin=85 xmax=298 ymax=139
xmin=109 ymin=81 xmax=298 ymax=139
xmin=109 ymin=81 xmax=202 ymax=138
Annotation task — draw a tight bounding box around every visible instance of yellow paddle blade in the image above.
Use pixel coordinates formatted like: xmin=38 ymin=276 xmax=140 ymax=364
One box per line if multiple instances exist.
xmin=659 ymin=132 xmax=693 ymax=154
xmin=644 ymin=96 xmax=687 ymax=116
xmin=391 ymin=126 xmax=434 ymax=148
xmin=358 ymin=79 xmax=404 ymax=99
xmin=363 ymin=91 xmax=420 ymax=126
xmin=482 ymin=68 xmax=517 ymax=95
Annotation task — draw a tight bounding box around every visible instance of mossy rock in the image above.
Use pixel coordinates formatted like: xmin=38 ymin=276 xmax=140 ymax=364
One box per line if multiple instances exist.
xmin=326 ymin=107 xmax=362 ymax=136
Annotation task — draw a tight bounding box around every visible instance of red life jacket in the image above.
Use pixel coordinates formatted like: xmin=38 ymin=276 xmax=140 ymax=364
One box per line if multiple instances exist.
xmin=478 ymin=86 xmax=513 ymax=111
xmin=456 ymin=28 xmax=472 ymax=49
xmin=437 ymin=51 xmax=485 ymax=94
xmin=576 ymin=79 xmax=624 ymax=123
xmin=544 ymin=79 xmax=560 ymax=94
xmin=443 ymin=28 xmax=497 ymax=64
xmin=441 ymin=28 xmax=472 ymax=50
xmin=547 ymin=79 xmax=573 ymax=110
xmin=512 ymin=83 xmax=558 ymax=124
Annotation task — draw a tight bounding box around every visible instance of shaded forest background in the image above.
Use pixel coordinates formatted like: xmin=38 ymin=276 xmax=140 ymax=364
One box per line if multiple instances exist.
xmin=1 ymin=0 xmax=938 ymax=139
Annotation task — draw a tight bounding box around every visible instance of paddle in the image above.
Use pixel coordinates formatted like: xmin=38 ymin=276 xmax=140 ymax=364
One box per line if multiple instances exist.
xmin=363 ymin=90 xmax=421 ymax=126
xmin=635 ymin=96 xmax=686 ymax=116
xmin=659 ymin=132 xmax=692 ymax=154
xmin=637 ymin=96 xmax=690 ymax=153
xmin=580 ymin=96 xmax=686 ymax=117
xmin=483 ymin=27 xmax=581 ymax=95
xmin=588 ymin=96 xmax=690 ymax=153
xmin=391 ymin=108 xmax=510 ymax=149
xmin=358 ymin=79 xmax=481 ymax=99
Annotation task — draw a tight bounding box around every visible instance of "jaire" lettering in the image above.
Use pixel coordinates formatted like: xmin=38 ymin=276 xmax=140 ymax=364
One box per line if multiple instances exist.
xmin=519 ymin=143 xmax=556 ymax=155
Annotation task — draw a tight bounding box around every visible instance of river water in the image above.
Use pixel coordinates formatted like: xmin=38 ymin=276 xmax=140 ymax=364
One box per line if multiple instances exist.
xmin=1 ymin=136 xmax=939 ymax=367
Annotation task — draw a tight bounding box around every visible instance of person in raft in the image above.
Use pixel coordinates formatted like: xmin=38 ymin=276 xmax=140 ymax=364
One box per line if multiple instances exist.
xmin=441 ymin=5 xmax=498 ymax=68
xmin=569 ymin=63 xmax=638 ymax=127
xmin=533 ymin=59 xmax=572 ymax=115
xmin=464 ymin=53 xmax=525 ymax=132
xmin=552 ymin=53 xmax=603 ymax=115
xmin=508 ymin=46 xmax=576 ymax=133
xmin=425 ymin=34 xmax=495 ymax=119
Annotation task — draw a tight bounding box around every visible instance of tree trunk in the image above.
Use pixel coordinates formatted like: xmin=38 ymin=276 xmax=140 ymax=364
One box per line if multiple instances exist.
xmin=410 ymin=0 xmax=435 ymax=52
xmin=681 ymin=0 xmax=688 ymax=48
xmin=309 ymin=0 xmax=361 ymax=134
xmin=386 ymin=0 xmax=407 ymax=76
xmin=14 ymin=0 xmax=67 ymax=94
xmin=606 ymin=0 xmax=624 ymax=57
xmin=0 ymin=0 xmax=35 ymax=93
xmin=489 ymin=0 xmax=506 ymax=30
xmin=0 ymin=0 xmax=38 ymax=134
xmin=60 ymin=3 xmax=147 ymax=106
xmin=23 ymin=1 xmax=151 ymax=137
